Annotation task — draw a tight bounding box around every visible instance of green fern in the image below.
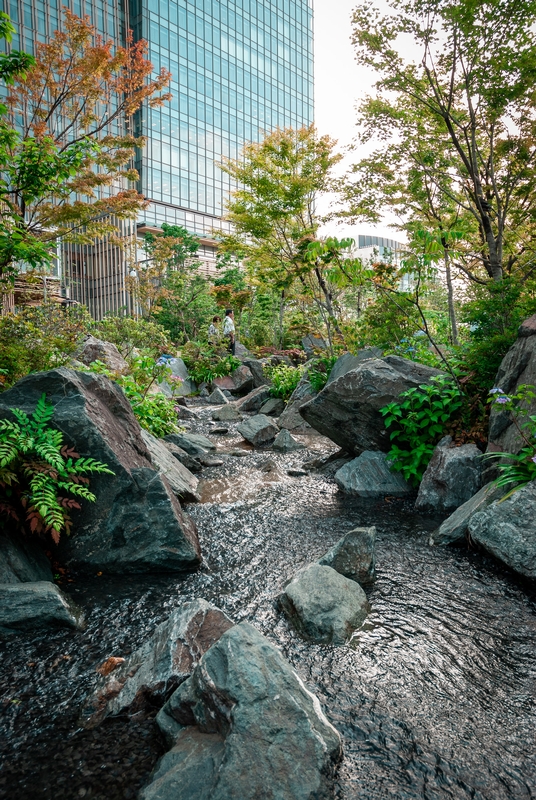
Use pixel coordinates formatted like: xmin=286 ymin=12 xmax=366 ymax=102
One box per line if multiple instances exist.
xmin=0 ymin=393 xmax=114 ymax=543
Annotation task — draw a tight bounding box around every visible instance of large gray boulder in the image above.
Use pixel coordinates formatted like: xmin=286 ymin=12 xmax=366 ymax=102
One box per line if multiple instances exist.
xmin=300 ymin=356 xmax=443 ymax=454
xmin=141 ymin=429 xmax=200 ymax=503
xmin=279 ymin=563 xmax=370 ymax=645
xmin=0 ymin=369 xmax=202 ymax=575
xmin=81 ymin=600 xmax=233 ymax=728
xmin=467 ymin=481 xmax=536 ymax=578
xmin=272 ymin=428 xmax=305 ymax=453
xmin=318 ymin=526 xmax=376 ymax=586
xmin=211 ymin=404 xmax=243 ymax=422
xmin=327 ymin=348 xmax=382 ymax=384
xmin=335 ymin=451 xmax=412 ymax=498
xmin=165 ymin=433 xmax=216 ymax=456
xmin=213 ymin=365 xmax=254 ymax=396
xmin=77 ymin=334 xmax=128 ymax=374
xmin=242 ymin=358 xmax=270 ymax=388
xmin=163 ymin=441 xmax=203 ymax=474
xmin=302 ymin=334 xmax=327 ymax=356
xmin=278 ymin=373 xmax=315 ymax=432
xmin=207 ymin=387 xmax=229 ymax=405
xmin=159 ymin=358 xmax=196 ymax=398
xmin=146 ymin=622 xmax=341 ymax=800
xmin=259 ymin=397 xmax=285 ymax=416
xmin=430 ymin=482 xmax=506 ymax=546
xmin=237 ymin=414 xmax=279 ymax=446
xmin=0 ymin=581 xmax=85 ymax=634
xmin=235 ymin=385 xmax=272 ymax=413
xmin=0 ymin=532 xmax=53 ymax=584
xmin=415 ymin=436 xmax=482 ymax=513
xmin=487 ymin=314 xmax=536 ymax=457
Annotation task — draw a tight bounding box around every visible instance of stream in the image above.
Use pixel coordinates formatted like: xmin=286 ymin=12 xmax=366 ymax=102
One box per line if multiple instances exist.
xmin=1 ymin=409 xmax=535 ymax=800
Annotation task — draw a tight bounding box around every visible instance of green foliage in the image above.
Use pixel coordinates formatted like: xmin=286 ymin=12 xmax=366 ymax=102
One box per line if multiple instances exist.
xmin=153 ymin=272 xmax=218 ymax=343
xmin=181 ymin=342 xmax=240 ymax=385
xmin=380 ymin=375 xmax=464 ymax=484
xmin=0 ymin=393 xmax=113 ymax=542
xmin=0 ymin=303 xmax=92 ymax=388
xmin=484 ymin=385 xmax=536 ymax=498
xmin=93 ymin=315 xmax=172 ymax=360
xmin=308 ymin=355 xmax=338 ymax=393
xmin=264 ymin=363 xmax=303 ymax=401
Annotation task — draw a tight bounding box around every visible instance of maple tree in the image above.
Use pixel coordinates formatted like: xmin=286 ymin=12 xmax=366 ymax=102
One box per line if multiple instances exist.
xmin=0 ymin=10 xmax=171 ymax=289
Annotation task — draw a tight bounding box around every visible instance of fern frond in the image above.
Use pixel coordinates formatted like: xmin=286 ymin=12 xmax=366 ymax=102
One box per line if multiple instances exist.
xmin=73 ymin=457 xmax=115 ymax=475
xmin=0 ymin=440 xmax=19 ymax=467
xmin=31 ymin=394 xmax=55 ymax=428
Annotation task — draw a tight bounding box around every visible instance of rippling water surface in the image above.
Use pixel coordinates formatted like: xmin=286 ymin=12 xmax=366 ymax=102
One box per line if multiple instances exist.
xmin=1 ymin=415 xmax=535 ymax=800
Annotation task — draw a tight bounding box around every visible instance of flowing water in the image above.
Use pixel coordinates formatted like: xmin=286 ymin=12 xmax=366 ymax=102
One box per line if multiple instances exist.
xmin=1 ymin=413 xmax=535 ymax=800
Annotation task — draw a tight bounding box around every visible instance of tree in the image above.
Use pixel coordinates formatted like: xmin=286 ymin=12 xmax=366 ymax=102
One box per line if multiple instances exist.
xmin=0 ymin=10 xmax=171 ymax=289
xmin=0 ymin=12 xmax=34 ymax=88
xmin=218 ymin=126 xmax=343 ymax=347
xmin=347 ymin=0 xmax=536 ymax=283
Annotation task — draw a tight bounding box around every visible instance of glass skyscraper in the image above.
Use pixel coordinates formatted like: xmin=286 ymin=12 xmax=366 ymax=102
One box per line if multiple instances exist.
xmin=2 ymin=0 xmax=314 ymax=313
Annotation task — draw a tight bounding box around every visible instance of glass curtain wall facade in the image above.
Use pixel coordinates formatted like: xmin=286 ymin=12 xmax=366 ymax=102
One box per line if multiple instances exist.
xmin=2 ymin=0 xmax=314 ymax=312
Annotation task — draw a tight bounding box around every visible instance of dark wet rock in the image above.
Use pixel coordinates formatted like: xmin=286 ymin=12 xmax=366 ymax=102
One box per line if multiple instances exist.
xmin=213 ymin=365 xmax=254 ymax=396
xmin=0 ymin=531 xmax=53 ymax=584
xmin=0 ymin=369 xmax=201 ymax=575
xmin=241 ymin=357 xmax=269 ymax=388
xmin=163 ymin=442 xmax=203 ymax=474
xmin=278 ymin=374 xmax=315 ymax=432
xmin=415 ymin=436 xmax=482 ymax=514
xmin=210 ymin=427 xmax=229 ymax=435
xmin=159 ymin=358 xmax=197 ymax=398
xmin=335 ymin=451 xmax=412 ymax=497
xmin=318 ymin=526 xmax=376 ymax=586
xmin=237 ymin=414 xmax=279 ymax=446
xmin=327 ymin=348 xmax=383 ymax=384
xmin=81 ymin=599 xmax=233 ymax=728
xmin=302 ymin=334 xmax=327 ymax=356
xmin=300 ymin=356 xmax=443 ymax=454
xmin=77 ymin=335 xmax=128 ymax=374
xmin=287 ymin=468 xmax=308 ymax=477
xmin=175 ymin=405 xmax=198 ymax=421
xmin=235 ymin=385 xmax=272 ymax=413
xmin=148 ymin=622 xmax=341 ymax=799
xmin=141 ymin=429 xmax=200 ymax=503
xmin=487 ymin=314 xmax=536 ymax=458
xmin=207 ymin=387 xmax=228 ymax=405
xmin=278 ymin=563 xmax=370 ymax=645
xmin=259 ymin=396 xmax=285 ymax=416
xmin=211 ymin=404 xmax=242 ymax=422
xmin=165 ymin=433 xmax=216 ymax=456
xmin=467 ymin=481 xmax=536 ymax=578
xmin=430 ymin=482 xmax=506 ymax=546
xmin=0 ymin=581 xmax=85 ymax=635
xmin=272 ymin=428 xmax=305 ymax=453
xmin=199 ymin=456 xmax=225 ymax=467
xmin=234 ymin=342 xmax=252 ymax=359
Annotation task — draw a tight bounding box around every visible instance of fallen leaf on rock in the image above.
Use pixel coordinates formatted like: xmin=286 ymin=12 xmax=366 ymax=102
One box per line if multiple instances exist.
xmin=96 ymin=657 xmax=125 ymax=676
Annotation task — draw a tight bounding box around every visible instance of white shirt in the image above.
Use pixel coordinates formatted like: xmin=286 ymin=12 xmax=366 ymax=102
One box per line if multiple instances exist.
xmin=223 ymin=316 xmax=235 ymax=335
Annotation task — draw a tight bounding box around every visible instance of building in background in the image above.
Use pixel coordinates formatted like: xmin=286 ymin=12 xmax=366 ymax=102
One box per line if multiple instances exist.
xmin=2 ymin=0 xmax=314 ymax=315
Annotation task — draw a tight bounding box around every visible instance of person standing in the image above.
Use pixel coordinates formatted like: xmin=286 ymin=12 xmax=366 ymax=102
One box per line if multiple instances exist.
xmin=222 ymin=309 xmax=236 ymax=355
xmin=208 ymin=315 xmax=221 ymax=345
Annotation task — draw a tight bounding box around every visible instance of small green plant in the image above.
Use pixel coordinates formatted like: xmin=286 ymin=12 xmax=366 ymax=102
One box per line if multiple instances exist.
xmin=264 ymin=363 xmax=304 ymax=401
xmin=308 ymin=355 xmax=338 ymax=393
xmin=0 ymin=394 xmax=114 ymax=543
xmin=181 ymin=341 xmax=240 ymax=384
xmin=92 ymin=315 xmax=172 ymax=360
xmin=380 ymin=375 xmax=465 ymax=484
xmin=484 ymin=385 xmax=536 ymax=498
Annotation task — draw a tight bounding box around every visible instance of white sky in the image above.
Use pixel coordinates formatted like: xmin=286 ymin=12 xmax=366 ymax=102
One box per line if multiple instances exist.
xmin=313 ymin=0 xmax=401 ymax=242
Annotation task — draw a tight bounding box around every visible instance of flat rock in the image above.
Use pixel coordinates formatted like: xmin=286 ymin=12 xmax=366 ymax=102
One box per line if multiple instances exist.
xmin=77 ymin=335 xmax=128 ymax=374
xmin=0 ymin=581 xmax=85 ymax=634
xmin=327 ymin=348 xmax=383 ymax=384
xmin=300 ymin=356 xmax=443 ymax=454
xmin=235 ymin=385 xmax=272 ymax=413
xmin=207 ymin=388 xmax=228 ymax=405
xmin=0 ymin=532 xmax=53 ymax=584
xmin=211 ymin=404 xmax=242 ymax=422
xmin=415 ymin=436 xmax=482 ymax=513
xmin=467 ymin=481 xmax=536 ymax=578
xmin=237 ymin=414 xmax=279 ymax=446
xmin=141 ymin=429 xmax=200 ymax=503
xmin=165 ymin=433 xmax=216 ymax=455
xmin=272 ymin=428 xmax=305 ymax=453
xmin=146 ymin=622 xmax=341 ymax=800
xmin=0 ymin=369 xmax=202 ymax=575
xmin=335 ymin=451 xmax=412 ymax=497
xmin=279 ymin=563 xmax=370 ymax=645
xmin=318 ymin=526 xmax=376 ymax=586
xmin=259 ymin=396 xmax=285 ymax=416
xmin=430 ymin=482 xmax=506 ymax=546
xmin=163 ymin=441 xmax=203 ymax=474
xmin=81 ymin=599 xmax=233 ymax=728
xmin=210 ymin=427 xmax=229 ymax=435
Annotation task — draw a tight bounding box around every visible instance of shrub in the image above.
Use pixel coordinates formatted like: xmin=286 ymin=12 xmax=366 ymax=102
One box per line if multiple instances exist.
xmin=0 ymin=303 xmax=92 ymax=389
xmin=484 ymin=385 xmax=536 ymax=498
xmin=308 ymin=355 xmax=338 ymax=393
xmin=264 ymin=363 xmax=303 ymax=401
xmin=0 ymin=394 xmax=113 ymax=543
xmin=181 ymin=341 xmax=240 ymax=384
xmin=93 ymin=315 xmax=172 ymax=360
xmin=380 ymin=375 xmax=465 ymax=484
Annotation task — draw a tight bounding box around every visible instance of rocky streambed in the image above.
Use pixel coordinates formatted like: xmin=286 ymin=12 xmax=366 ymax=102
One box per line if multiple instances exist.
xmin=1 ymin=407 xmax=535 ymax=799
